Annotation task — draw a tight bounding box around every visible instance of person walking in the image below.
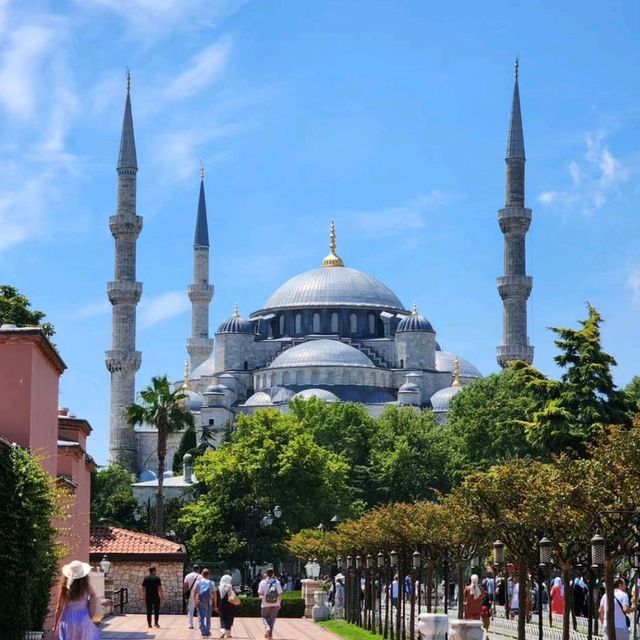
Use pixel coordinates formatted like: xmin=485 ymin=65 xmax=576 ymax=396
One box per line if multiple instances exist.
xmin=258 ymin=568 xmax=283 ymax=639
xmin=52 ymin=560 xmax=100 ymax=639
xmin=142 ymin=566 xmax=164 ymax=629
xmin=194 ymin=568 xmax=217 ymax=638
xmin=464 ymin=574 xmax=486 ymax=620
xmin=219 ymin=574 xmax=240 ymax=638
xmin=550 ymin=577 xmax=565 ymax=617
xmin=599 ymin=577 xmax=633 ymax=640
xmin=184 ymin=564 xmax=203 ymax=629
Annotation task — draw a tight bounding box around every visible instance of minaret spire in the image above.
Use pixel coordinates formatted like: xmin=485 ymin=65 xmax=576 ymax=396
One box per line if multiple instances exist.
xmin=106 ymin=73 xmax=143 ymax=473
xmin=497 ymin=60 xmax=534 ymax=368
xmin=187 ymin=165 xmax=214 ymax=370
xmin=321 ymin=220 xmax=345 ymax=267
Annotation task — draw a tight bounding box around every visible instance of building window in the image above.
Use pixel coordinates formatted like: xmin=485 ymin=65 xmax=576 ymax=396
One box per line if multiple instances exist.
xmin=279 ymin=314 xmax=285 ymax=336
xmin=400 ymin=358 xmax=404 ymax=369
xmin=368 ymin=313 xmax=375 ymax=335
xmin=295 ymin=313 xmax=302 ymax=334
xmin=313 ymin=312 xmax=321 ymax=333
xmin=350 ymin=313 xmax=357 ymax=334
xmin=209 ymin=418 xmax=215 ymax=426
xmin=311 ymin=369 xmax=320 ymax=384
xmin=331 ymin=312 xmax=338 ymax=333
xmin=244 ymin=360 xmax=248 ymax=370
xmin=283 ymin=371 xmax=290 ymax=384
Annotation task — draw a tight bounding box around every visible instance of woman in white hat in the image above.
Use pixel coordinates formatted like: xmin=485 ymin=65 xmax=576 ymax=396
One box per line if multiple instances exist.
xmin=52 ymin=560 xmax=100 ymax=639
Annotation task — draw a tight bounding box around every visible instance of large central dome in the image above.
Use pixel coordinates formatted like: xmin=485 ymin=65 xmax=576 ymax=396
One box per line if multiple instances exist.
xmin=257 ymin=266 xmax=405 ymax=313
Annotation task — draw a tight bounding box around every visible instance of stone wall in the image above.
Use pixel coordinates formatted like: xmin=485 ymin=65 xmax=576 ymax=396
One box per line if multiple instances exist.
xmin=110 ymin=560 xmax=184 ymax=614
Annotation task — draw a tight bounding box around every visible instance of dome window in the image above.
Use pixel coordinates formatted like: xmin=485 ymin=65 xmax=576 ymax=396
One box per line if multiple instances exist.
xmin=331 ymin=312 xmax=338 ymax=333
xmin=350 ymin=313 xmax=357 ymax=334
xmin=279 ymin=314 xmax=285 ymax=336
xmin=313 ymin=313 xmax=321 ymax=333
xmin=295 ymin=313 xmax=302 ymax=335
xmin=368 ymin=313 xmax=375 ymax=335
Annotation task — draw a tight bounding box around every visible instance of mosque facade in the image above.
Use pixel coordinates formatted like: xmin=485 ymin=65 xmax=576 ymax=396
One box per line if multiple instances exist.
xmin=107 ymin=64 xmax=532 ymax=475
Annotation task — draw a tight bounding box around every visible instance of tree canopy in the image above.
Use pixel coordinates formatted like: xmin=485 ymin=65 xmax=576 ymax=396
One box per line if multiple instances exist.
xmin=0 ymin=284 xmax=54 ymax=337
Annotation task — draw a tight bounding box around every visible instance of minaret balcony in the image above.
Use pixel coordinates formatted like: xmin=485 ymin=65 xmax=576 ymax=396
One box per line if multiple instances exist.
xmin=188 ymin=284 xmax=214 ymax=303
xmin=107 ymin=281 xmax=143 ymax=304
xmin=105 ymin=350 xmax=142 ymax=373
xmin=496 ymin=344 xmax=534 ymax=366
xmin=497 ymin=275 xmax=532 ymax=300
xmin=109 ymin=215 xmax=143 ymax=238
xmin=498 ymin=207 xmax=531 ymax=234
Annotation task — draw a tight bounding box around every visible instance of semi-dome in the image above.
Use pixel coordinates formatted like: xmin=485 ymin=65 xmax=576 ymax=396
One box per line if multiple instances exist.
xmin=398 ymin=382 xmax=420 ymax=393
xmin=269 ymin=339 xmax=375 ymax=369
xmin=257 ymin=266 xmax=404 ymax=313
xmin=139 ymin=469 xmax=157 ymax=482
xmin=430 ymin=385 xmax=463 ymax=412
xmin=292 ymin=388 xmax=339 ymax=402
xmin=244 ymin=391 xmax=273 ymax=407
xmin=396 ymin=303 xmax=434 ymax=333
xmin=183 ymin=389 xmax=204 ymax=411
xmin=217 ymin=304 xmax=253 ymax=335
xmin=435 ymin=350 xmax=482 ymax=379
xmin=192 ymin=357 xmax=216 ymax=379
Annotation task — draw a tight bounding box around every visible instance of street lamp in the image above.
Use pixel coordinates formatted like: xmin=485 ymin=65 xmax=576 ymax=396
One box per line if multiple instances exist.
xmin=305 ymin=559 xmax=321 ymax=579
xmin=493 ymin=539 xmax=505 ymax=565
xmin=99 ymin=555 xmax=111 ymax=576
xmin=273 ymin=505 xmax=282 ymax=519
xmin=337 ymin=555 xmax=344 ymax=571
xmin=390 ymin=550 xmax=398 ymax=567
xmin=591 ymin=532 xmax=605 ymax=568
xmin=538 ymin=536 xmax=552 ymax=640
xmin=133 ymin=508 xmax=142 ymax=522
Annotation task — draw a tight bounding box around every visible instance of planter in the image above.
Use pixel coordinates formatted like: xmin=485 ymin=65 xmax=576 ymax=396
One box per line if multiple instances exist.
xmin=301 ymin=579 xmax=320 ymax=617
xmin=312 ymin=590 xmax=330 ymax=622
xmin=418 ymin=613 xmax=449 ymax=640
xmin=448 ymin=619 xmax=484 ymax=640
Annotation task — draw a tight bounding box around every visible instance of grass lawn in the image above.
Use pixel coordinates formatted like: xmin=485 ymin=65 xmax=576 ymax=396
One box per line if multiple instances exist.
xmin=318 ymin=620 xmax=384 ymax=639
xmin=281 ymin=590 xmax=302 ymax=600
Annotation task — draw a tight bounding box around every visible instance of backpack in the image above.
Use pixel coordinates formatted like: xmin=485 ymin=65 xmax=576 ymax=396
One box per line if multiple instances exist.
xmin=265 ymin=578 xmax=279 ymax=604
xmin=199 ymin=579 xmax=213 ymax=600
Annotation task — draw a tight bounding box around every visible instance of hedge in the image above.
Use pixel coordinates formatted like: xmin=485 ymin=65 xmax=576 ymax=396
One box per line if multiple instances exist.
xmin=235 ymin=596 xmax=305 ymax=618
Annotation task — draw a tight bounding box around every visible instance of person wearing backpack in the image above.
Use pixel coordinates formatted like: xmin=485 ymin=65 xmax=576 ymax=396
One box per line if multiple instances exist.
xmin=258 ymin=568 xmax=283 ymax=638
xmin=184 ymin=564 xmax=203 ymax=629
xmin=195 ymin=568 xmax=218 ymax=638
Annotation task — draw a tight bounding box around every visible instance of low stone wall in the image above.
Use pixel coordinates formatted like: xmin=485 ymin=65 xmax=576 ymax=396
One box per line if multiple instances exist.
xmin=110 ymin=560 xmax=184 ymax=614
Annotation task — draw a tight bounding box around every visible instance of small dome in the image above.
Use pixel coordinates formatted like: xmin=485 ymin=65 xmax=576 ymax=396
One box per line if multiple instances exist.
xmin=244 ymin=391 xmax=273 ymax=407
xmin=435 ymin=351 xmax=481 ymax=379
xmin=217 ymin=305 xmax=253 ymax=335
xmin=270 ymin=339 xmax=374 ymax=369
xmin=430 ymin=385 xmax=463 ymax=412
xmin=398 ymin=382 xmax=420 ymax=393
xmin=396 ymin=304 xmax=434 ymax=333
xmin=163 ymin=471 xmax=174 ymax=479
xmin=183 ymin=389 xmax=204 ymax=411
xmin=205 ymin=384 xmax=228 ymax=394
xmin=139 ymin=469 xmax=157 ymax=482
xmin=192 ymin=357 xmax=216 ymax=379
xmin=292 ymin=388 xmax=339 ymax=402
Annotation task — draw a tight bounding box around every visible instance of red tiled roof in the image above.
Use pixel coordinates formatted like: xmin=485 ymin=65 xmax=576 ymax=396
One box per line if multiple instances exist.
xmin=90 ymin=526 xmax=185 ymax=560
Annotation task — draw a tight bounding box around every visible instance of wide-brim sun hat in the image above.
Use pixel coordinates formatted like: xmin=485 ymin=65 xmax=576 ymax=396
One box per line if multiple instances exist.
xmin=62 ymin=560 xmax=91 ymax=582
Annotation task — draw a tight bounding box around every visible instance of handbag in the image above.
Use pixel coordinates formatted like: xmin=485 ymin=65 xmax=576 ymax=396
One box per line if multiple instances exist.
xmin=228 ymin=590 xmax=241 ymax=606
xmin=615 ymin=597 xmax=631 ymax=629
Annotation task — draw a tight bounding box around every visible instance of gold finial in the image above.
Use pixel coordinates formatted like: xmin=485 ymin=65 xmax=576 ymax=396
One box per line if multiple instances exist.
xmin=200 ymin=161 xmax=205 ymax=181
xmin=514 ymin=55 xmax=519 ymax=81
xmin=126 ymin=67 xmax=131 ymax=92
xmin=321 ymin=220 xmax=345 ymax=267
xmin=452 ymin=356 xmax=462 ymax=388
xmin=412 ymin=301 xmax=418 ymax=314
xmin=233 ymin=303 xmax=239 ymax=318
xmin=183 ymin=361 xmax=191 ymax=390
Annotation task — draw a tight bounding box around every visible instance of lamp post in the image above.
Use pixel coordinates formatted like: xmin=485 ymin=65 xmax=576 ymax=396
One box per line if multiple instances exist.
xmin=591 ymin=532 xmax=605 ymax=638
xmin=356 ymin=555 xmax=363 ymax=627
xmin=390 ymin=551 xmax=399 ymax=640
xmin=493 ymin=539 xmax=508 ymax=618
xmin=346 ymin=555 xmax=353 ymax=624
xmin=99 ymin=554 xmax=112 ymax=576
xmin=538 ymin=536 xmax=552 ymax=640
xmin=411 ymin=551 xmax=421 ymax=640
xmin=377 ymin=552 xmax=385 ymax=637
xmin=366 ymin=554 xmax=374 ymax=631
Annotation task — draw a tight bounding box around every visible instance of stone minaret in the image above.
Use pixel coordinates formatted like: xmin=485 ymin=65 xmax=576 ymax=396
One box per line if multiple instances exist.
xmin=105 ymin=72 xmax=143 ymax=472
xmin=187 ymin=163 xmax=214 ymax=370
xmin=497 ymin=59 xmax=534 ymax=368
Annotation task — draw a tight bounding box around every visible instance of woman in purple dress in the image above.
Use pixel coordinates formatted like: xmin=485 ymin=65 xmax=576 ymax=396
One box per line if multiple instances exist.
xmin=53 ymin=560 xmax=100 ymax=640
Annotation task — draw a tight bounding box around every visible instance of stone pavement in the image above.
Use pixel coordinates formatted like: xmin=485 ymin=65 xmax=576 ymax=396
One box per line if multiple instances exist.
xmin=100 ymin=614 xmax=341 ymax=640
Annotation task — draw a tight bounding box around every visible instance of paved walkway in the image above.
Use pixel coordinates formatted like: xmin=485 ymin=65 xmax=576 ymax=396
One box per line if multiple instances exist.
xmin=100 ymin=614 xmax=340 ymax=640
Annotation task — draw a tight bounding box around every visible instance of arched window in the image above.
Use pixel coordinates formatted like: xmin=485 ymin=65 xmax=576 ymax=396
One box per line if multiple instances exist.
xmin=350 ymin=313 xmax=358 ymax=334
xmin=400 ymin=358 xmax=404 ymax=369
xmin=295 ymin=313 xmax=302 ymax=335
xmin=279 ymin=314 xmax=285 ymax=336
xmin=311 ymin=369 xmax=320 ymax=384
xmin=331 ymin=312 xmax=338 ymax=333
xmin=296 ymin=370 xmax=304 ymax=385
xmin=313 ymin=312 xmax=321 ymax=333
xmin=283 ymin=371 xmax=290 ymax=384
xmin=368 ymin=313 xmax=375 ymax=335
xmin=244 ymin=360 xmax=248 ymax=371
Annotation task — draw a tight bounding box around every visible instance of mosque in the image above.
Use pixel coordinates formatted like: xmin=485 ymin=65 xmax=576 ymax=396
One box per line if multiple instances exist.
xmin=106 ymin=63 xmax=533 ymax=476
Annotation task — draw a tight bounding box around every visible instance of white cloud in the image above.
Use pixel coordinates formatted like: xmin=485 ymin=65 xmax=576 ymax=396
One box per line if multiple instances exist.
xmin=349 ymin=191 xmax=451 ymax=239
xmin=537 ymin=130 xmax=628 ymax=215
xmin=626 ymin=269 xmax=640 ymax=306
xmin=139 ymin=291 xmax=190 ymax=328
xmin=163 ymin=39 xmax=232 ymax=100
xmin=72 ymin=300 xmax=111 ymax=320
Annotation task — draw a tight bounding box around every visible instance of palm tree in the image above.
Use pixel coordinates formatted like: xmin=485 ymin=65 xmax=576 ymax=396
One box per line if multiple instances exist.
xmin=125 ymin=375 xmax=194 ymax=535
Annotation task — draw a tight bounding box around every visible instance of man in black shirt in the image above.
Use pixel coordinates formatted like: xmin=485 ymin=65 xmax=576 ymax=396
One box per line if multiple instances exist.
xmin=142 ymin=566 xmax=164 ymax=628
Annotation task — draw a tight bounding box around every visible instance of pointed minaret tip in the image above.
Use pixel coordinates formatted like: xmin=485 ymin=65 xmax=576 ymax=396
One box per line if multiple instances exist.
xmin=200 ymin=161 xmax=205 ymax=181
xmin=117 ymin=68 xmax=138 ymax=171
xmin=233 ymin=303 xmax=239 ymax=318
xmin=321 ymin=220 xmax=345 ymax=267
xmin=452 ymin=356 xmax=462 ymax=388
xmin=183 ymin=361 xmax=191 ymax=390
xmin=514 ymin=55 xmax=519 ymax=81
xmin=194 ymin=166 xmax=210 ymax=247
xmin=412 ymin=301 xmax=418 ymax=314
xmin=126 ymin=67 xmax=131 ymax=92
xmin=506 ymin=58 xmax=525 ymax=160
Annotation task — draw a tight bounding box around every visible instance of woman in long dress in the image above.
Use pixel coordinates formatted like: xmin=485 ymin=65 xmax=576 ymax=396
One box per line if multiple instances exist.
xmin=53 ymin=560 xmax=100 ymax=640
xmin=218 ymin=574 xmax=238 ymax=638
xmin=464 ymin=574 xmax=485 ymax=620
xmin=550 ymin=577 xmax=565 ymax=616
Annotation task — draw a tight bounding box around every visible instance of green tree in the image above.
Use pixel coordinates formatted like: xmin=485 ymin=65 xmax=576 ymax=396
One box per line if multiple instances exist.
xmin=172 ymin=424 xmax=197 ymax=474
xmin=90 ymin=464 xmax=140 ymax=529
xmin=370 ymin=405 xmax=453 ymax=501
xmin=179 ymin=409 xmax=354 ymax=567
xmin=443 ymin=369 xmax=539 ymax=477
xmin=125 ymin=375 xmax=194 ymax=535
xmin=0 ymin=284 xmax=54 ymax=337
xmin=624 ymin=375 xmax=640 ymax=415
xmin=516 ymin=304 xmax=630 ymax=456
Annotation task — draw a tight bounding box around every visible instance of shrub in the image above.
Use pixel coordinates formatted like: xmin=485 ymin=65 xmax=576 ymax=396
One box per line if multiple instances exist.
xmin=236 ymin=596 xmax=305 ymax=618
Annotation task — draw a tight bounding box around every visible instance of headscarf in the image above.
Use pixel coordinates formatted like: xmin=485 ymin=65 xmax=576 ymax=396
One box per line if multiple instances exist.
xmin=219 ymin=574 xmax=233 ymax=598
xmin=553 ymin=577 xmax=564 ymax=596
xmin=470 ymin=574 xmax=481 ymax=598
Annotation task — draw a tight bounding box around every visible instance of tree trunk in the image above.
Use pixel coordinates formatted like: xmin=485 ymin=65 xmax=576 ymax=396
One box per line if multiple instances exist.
xmin=457 ymin=560 xmax=465 ymax=620
xmin=605 ymin=558 xmax=617 ymax=640
xmin=518 ymin=559 xmax=528 ymax=640
xmin=562 ymin=560 xmax=571 ymax=640
xmin=156 ymin=420 xmax=167 ymax=536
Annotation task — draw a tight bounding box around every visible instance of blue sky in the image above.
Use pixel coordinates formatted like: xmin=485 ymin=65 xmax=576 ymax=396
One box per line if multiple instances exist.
xmin=1 ymin=0 xmax=638 ymax=465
